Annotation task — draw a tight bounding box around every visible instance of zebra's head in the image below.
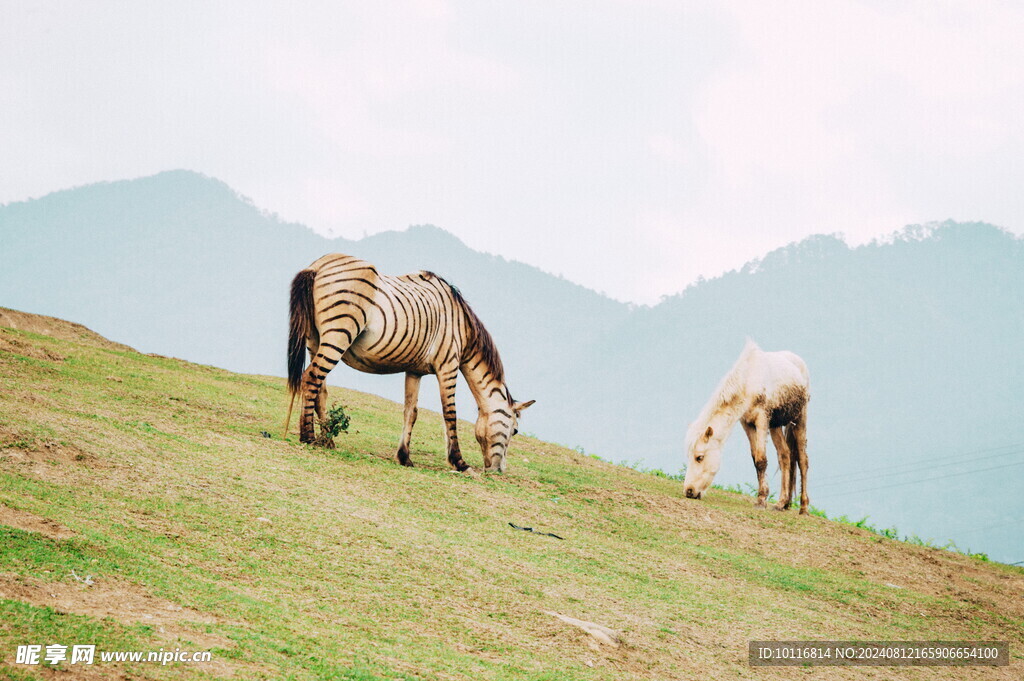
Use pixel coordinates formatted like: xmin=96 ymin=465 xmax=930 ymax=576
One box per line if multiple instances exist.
xmin=476 ymin=394 xmax=535 ymax=473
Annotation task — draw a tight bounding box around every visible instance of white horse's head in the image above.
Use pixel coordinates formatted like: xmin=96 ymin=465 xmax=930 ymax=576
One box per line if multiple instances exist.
xmin=683 ymin=425 xmax=722 ymax=500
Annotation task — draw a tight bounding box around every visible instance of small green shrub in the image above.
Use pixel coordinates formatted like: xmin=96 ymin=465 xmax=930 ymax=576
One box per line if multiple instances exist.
xmin=313 ymin=403 xmax=351 ymax=448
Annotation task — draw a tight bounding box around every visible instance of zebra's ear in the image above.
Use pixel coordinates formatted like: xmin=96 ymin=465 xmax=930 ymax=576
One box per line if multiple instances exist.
xmin=703 ymin=426 xmax=714 ymax=441
xmin=513 ymin=399 xmax=536 ymax=415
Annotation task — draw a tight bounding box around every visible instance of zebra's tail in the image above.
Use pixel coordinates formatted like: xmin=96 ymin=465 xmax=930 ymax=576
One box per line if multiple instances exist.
xmin=283 ymin=269 xmax=316 ymax=438
xmin=287 ymin=269 xmax=317 ymax=396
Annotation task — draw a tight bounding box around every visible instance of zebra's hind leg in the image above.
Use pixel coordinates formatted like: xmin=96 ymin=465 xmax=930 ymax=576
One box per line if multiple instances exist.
xmin=307 ymin=340 xmax=329 ymax=425
xmin=299 ymin=365 xmax=325 ymax=445
xmin=315 ymin=384 xmax=329 ymax=446
xmin=299 ymin=331 xmax=351 ymax=446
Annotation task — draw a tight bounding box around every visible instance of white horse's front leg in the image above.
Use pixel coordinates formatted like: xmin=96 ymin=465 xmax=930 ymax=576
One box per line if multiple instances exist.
xmin=742 ymin=415 xmax=770 ymax=507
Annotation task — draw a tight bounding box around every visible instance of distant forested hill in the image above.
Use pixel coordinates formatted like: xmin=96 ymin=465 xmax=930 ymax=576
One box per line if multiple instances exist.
xmin=2 ymin=171 xmax=1021 ymax=562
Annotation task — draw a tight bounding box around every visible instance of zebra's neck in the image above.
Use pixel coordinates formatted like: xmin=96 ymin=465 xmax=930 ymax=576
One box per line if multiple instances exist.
xmin=460 ymin=354 xmax=508 ymax=415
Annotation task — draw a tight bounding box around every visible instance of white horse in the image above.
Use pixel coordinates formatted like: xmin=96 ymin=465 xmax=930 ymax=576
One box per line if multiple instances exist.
xmin=682 ymin=340 xmax=810 ymax=513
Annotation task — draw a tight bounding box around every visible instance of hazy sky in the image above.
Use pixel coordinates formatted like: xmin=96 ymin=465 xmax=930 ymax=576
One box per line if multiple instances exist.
xmin=3 ymin=1 xmax=1022 ymax=303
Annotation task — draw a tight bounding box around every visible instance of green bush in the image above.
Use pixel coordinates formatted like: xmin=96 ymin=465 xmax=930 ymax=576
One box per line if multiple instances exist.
xmin=313 ymin=403 xmax=351 ymax=448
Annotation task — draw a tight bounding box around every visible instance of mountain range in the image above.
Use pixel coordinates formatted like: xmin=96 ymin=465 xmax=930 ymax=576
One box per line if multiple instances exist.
xmin=1 ymin=170 xmax=1021 ymax=562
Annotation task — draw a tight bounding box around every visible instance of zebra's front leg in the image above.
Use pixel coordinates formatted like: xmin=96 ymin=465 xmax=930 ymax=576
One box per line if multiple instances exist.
xmin=437 ymin=364 xmax=469 ymax=471
xmin=397 ymin=373 xmax=421 ymax=467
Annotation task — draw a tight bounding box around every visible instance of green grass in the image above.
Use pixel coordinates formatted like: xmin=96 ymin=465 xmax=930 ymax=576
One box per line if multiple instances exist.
xmin=1 ymin=323 xmax=1022 ymax=680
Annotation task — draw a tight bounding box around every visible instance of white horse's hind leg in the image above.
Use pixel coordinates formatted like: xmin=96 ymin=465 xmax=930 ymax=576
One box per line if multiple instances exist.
xmin=770 ymin=427 xmax=792 ymax=511
xmin=786 ymin=426 xmax=798 ymax=506
xmin=789 ymin=417 xmax=810 ymax=514
xmin=742 ymin=415 xmax=770 ymax=508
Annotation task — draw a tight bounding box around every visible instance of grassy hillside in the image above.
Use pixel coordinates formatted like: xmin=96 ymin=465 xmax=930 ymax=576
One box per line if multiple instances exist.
xmin=1 ymin=315 xmax=1022 ymax=680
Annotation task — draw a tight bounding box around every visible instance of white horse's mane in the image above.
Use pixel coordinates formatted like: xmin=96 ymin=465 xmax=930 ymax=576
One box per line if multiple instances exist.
xmin=685 ymin=339 xmax=761 ymax=449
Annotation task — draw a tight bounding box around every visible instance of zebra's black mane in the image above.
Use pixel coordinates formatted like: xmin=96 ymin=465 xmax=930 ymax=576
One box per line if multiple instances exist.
xmin=424 ymin=271 xmax=505 ymax=386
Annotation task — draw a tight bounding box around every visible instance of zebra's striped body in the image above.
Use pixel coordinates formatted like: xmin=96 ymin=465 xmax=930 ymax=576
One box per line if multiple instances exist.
xmin=287 ymin=253 xmax=533 ymax=472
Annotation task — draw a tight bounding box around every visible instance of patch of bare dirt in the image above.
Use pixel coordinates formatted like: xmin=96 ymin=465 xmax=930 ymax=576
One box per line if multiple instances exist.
xmin=0 ymin=572 xmax=219 ymax=637
xmin=0 ymin=504 xmax=75 ymax=539
xmin=0 ymin=426 xmax=109 ymax=485
xmin=0 ymin=439 xmax=99 ymax=467
xmin=0 ymin=332 xmax=66 ymax=362
xmin=0 ymin=573 xmax=252 ymax=678
xmin=0 ymin=307 xmax=134 ymax=352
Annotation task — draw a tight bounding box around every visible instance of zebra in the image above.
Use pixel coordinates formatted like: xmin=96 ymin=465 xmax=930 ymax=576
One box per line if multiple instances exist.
xmin=285 ymin=253 xmax=534 ymax=473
